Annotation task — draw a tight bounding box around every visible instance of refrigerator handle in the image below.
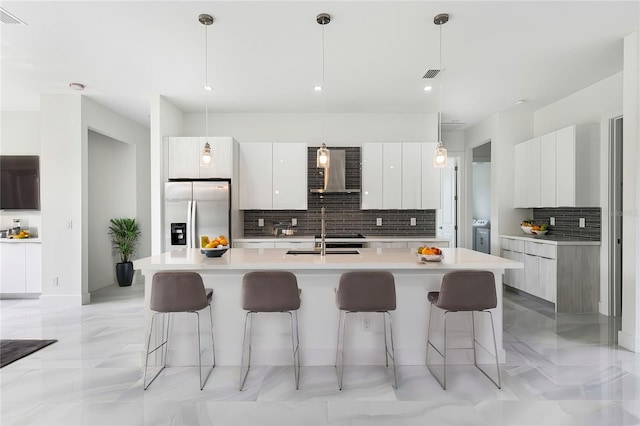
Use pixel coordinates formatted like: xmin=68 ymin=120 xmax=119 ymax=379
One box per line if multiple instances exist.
xmin=191 ymin=200 xmax=197 ymax=248
xmin=186 ymin=200 xmax=193 ymax=248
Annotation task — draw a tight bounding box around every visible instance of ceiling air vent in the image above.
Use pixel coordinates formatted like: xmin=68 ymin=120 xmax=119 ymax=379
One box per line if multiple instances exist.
xmin=0 ymin=8 xmax=27 ymax=25
xmin=422 ymin=69 xmax=441 ymax=79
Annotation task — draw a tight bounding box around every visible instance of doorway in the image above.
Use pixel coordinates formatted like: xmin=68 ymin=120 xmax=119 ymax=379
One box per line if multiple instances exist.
xmin=609 ymin=116 xmax=623 ymax=317
xmin=471 ymin=142 xmax=491 ymax=253
xmin=437 ymin=157 xmax=458 ymax=247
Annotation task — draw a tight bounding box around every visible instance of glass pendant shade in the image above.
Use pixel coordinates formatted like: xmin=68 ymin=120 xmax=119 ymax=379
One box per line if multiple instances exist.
xmin=202 ymin=141 xmax=212 ymax=165
xmin=316 ymin=143 xmax=330 ymax=168
xmin=433 ymin=142 xmax=448 ymax=167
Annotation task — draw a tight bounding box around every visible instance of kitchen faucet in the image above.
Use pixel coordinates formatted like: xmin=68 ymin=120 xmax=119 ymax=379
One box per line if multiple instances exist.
xmin=320 ymin=206 xmax=326 ymax=256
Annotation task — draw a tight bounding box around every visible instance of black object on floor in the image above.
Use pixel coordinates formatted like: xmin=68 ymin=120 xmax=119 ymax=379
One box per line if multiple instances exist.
xmin=0 ymin=339 xmax=58 ymax=368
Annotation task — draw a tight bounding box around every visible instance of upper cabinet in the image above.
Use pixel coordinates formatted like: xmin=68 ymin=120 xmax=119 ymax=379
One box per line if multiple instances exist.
xmin=272 ymin=143 xmax=307 ymax=210
xmin=513 ymin=124 xmax=598 ymax=208
xmin=362 ymin=142 xmax=441 ymax=210
xmin=238 ymin=142 xmax=307 ymax=210
xmin=167 ymin=137 xmax=234 ymax=179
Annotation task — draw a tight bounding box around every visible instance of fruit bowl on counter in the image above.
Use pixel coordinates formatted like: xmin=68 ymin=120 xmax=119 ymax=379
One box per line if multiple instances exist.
xmin=521 ymin=225 xmax=534 ymax=234
xmin=416 ymin=246 xmax=444 ymax=262
xmin=200 ymin=247 xmax=229 ymax=258
xmin=532 ymin=229 xmax=548 ymax=235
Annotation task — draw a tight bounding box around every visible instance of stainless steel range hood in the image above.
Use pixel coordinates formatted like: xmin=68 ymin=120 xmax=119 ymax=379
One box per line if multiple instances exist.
xmin=310 ymin=149 xmax=360 ymax=193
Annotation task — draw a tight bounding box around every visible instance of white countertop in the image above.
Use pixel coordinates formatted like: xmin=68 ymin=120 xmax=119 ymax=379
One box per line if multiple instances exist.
xmin=234 ymin=235 xmax=446 ymax=243
xmin=134 ymin=247 xmax=522 ymax=272
xmin=500 ymin=234 xmax=600 ymax=246
xmin=0 ymin=238 xmax=42 ymax=243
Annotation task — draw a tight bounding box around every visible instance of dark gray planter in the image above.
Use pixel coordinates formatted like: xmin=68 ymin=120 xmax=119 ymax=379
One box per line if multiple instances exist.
xmin=116 ymin=262 xmax=134 ymax=287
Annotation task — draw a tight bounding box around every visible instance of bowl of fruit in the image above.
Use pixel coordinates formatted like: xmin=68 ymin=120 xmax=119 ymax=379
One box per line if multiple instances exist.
xmin=532 ymin=224 xmax=549 ymax=235
xmin=416 ymin=246 xmax=444 ymax=262
xmin=200 ymin=235 xmax=229 ymax=257
xmin=521 ymin=220 xmax=534 ymax=234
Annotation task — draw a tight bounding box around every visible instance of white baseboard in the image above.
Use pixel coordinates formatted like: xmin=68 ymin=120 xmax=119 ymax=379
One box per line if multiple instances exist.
xmin=618 ymin=330 xmax=640 ymax=352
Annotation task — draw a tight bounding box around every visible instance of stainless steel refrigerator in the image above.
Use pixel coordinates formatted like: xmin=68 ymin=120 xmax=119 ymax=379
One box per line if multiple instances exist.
xmin=164 ymin=179 xmax=231 ymax=250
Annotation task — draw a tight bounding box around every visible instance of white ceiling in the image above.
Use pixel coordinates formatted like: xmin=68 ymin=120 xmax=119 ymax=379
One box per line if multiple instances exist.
xmin=1 ymin=1 xmax=638 ymax=129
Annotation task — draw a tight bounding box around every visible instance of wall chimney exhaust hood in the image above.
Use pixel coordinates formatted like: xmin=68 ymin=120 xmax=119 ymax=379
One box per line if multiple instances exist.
xmin=310 ymin=149 xmax=360 ymax=193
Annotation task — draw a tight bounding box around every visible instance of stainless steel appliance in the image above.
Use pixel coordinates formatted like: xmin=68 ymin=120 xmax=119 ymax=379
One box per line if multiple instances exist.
xmin=472 ymin=219 xmax=490 ymax=254
xmin=165 ymin=179 xmax=231 ymax=250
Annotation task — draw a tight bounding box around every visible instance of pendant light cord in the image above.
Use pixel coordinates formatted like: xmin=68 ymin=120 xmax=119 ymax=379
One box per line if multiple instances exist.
xmin=321 ymin=23 xmax=326 ymax=144
xmin=438 ymin=22 xmax=442 ymax=144
xmin=204 ymin=23 xmax=209 ymax=139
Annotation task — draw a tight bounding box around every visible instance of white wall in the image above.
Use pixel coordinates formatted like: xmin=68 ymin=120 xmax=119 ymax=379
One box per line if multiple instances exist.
xmin=472 ymin=162 xmax=491 ymax=220
xmin=182 ymin=112 xmax=438 ymax=144
xmin=0 ymin=112 xmax=42 ymax=234
xmin=464 ymin=112 xmax=533 ymax=253
xmin=620 ymin=32 xmax=639 ymax=352
xmin=88 ymin=131 xmax=136 ymax=292
xmin=150 ymin=95 xmax=184 ymax=255
xmin=39 ymin=95 xmax=149 ymax=306
xmin=534 ymin=72 xmax=623 ymax=135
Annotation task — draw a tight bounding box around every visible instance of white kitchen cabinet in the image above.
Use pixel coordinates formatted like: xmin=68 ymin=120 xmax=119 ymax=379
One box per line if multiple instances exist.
xmin=273 ymin=241 xmax=315 ymax=249
xmin=362 ymin=143 xmax=383 ymax=209
xmin=555 ymin=124 xmax=599 ymax=207
xmin=0 ymin=242 xmax=41 ymax=294
xmin=239 ymin=143 xmax=273 ymax=209
xmin=540 ymin=132 xmax=557 ymax=207
xmin=367 ymin=241 xmax=408 ymax=249
xmin=272 ymin=143 xmax=307 ymax=210
xmin=501 ymin=249 xmax=525 ymax=291
xmin=363 ymin=142 xmax=441 ymax=210
xmin=525 ymin=137 xmax=541 ymax=208
xmin=513 ymin=142 xmax=527 ymax=208
xmin=167 ymin=137 xmax=234 ymax=179
xmin=514 ymin=124 xmax=598 ymax=208
xmin=382 ymin=143 xmax=402 ymax=209
xmin=402 ymin=143 xmax=422 ymax=209
xmin=238 ymin=142 xmax=307 ymax=210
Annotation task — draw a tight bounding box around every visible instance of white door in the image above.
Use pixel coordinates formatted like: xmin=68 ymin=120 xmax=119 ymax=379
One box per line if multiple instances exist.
xmin=437 ymin=158 xmax=457 ymax=247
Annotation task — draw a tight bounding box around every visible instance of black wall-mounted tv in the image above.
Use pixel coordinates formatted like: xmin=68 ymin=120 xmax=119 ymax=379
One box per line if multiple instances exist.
xmin=0 ymin=155 xmax=41 ymax=210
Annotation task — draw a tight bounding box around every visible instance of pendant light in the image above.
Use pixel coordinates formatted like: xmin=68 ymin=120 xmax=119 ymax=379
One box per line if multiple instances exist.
xmin=316 ymin=13 xmax=331 ymax=169
xmin=433 ymin=13 xmax=448 ymax=168
xmin=199 ymin=13 xmax=214 ymax=166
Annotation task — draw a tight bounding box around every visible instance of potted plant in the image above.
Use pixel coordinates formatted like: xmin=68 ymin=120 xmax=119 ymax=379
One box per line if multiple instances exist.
xmin=108 ymin=218 xmax=141 ymax=287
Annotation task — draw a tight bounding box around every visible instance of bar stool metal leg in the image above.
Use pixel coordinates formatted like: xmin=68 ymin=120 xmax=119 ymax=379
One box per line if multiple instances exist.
xmin=144 ymin=312 xmax=171 ymax=390
xmin=209 ymin=304 xmax=216 ymax=368
xmin=195 ymin=310 xmax=215 ymax=391
xmin=426 ymin=307 xmax=448 ymax=390
xmin=289 ymin=311 xmax=301 ymax=389
xmin=239 ymin=311 xmax=253 ymax=391
xmin=335 ymin=311 xmax=349 ymax=390
xmin=384 ymin=311 xmax=398 ymax=389
xmin=471 ymin=310 xmax=501 ymax=389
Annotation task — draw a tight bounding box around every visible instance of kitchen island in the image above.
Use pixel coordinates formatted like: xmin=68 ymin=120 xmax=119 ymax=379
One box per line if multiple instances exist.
xmin=134 ymin=247 xmax=522 ymax=367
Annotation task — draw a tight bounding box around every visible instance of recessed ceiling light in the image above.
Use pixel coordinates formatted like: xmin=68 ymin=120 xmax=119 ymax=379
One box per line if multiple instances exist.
xmin=204 ymin=85 xmax=213 ymax=91
xmin=515 ymin=99 xmax=526 ymax=105
xmin=68 ymin=82 xmax=85 ymax=91
xmin=314 ymin=86 xmax=322 ymax=91
xmin=424 ymin=86 xmax=432 ymax=91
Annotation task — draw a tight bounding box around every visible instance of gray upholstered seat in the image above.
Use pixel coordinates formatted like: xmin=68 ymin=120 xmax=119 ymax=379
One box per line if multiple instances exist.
xmin=239 ymin=271 xmax=301 ymax=391
xmin=426 ymin=270 xmax=501 ymax=390
xmin=144 ymin=272 xmax=215 ymax=391
xmin=335 ymin=271 xmax=397 ymax=390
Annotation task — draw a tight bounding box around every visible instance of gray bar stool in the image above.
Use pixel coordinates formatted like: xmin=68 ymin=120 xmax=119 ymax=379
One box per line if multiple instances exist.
xmin=426 ymin=270 xmax=501 ymax=390
xmin=144 ymin=271 xmax=215 ymax=390
xmin=335 ymin=270 xmax=397 ymax=390
xmin=240 ymin=271 xmax=301 ymax=391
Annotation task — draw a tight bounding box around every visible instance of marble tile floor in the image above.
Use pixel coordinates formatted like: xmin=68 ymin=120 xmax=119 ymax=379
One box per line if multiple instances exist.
xmin=1 ymin=284 xmax=639 ymax=426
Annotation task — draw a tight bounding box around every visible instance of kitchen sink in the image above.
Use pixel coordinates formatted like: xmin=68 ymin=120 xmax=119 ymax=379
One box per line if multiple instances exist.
xmin=285 ymin=249 xmax=360 ymax=255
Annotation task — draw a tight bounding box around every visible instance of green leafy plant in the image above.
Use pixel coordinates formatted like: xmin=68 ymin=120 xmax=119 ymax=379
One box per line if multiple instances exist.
xmin=108 ymin=218 xmax=141 ymax=263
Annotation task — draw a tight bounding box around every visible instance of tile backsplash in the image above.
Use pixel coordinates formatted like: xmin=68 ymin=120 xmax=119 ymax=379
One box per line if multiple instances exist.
xmin=532 ymin=207 xmax=601 ymax=240
xmin=243 ymin=146 xmax=437 ymax=237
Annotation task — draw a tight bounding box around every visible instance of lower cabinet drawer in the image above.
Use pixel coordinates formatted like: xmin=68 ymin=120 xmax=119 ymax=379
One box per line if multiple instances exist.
xmin=501 ymin=238 xmax=524 ymax=252
xmin=525 ymin=241 xmax=557 ymax=259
